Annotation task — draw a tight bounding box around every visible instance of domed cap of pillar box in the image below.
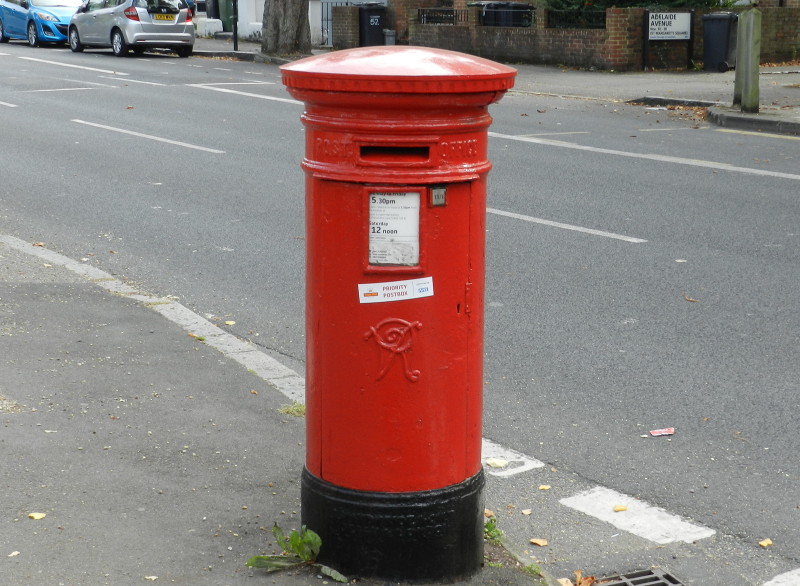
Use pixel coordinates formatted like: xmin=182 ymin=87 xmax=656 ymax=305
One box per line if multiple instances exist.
xmin=280 ymin=46 xmax=516 ymax=100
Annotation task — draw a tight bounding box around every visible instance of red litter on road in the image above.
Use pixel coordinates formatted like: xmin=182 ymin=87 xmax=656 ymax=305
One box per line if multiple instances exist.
xmin=649 ymin=427 xmax=675 ymax=437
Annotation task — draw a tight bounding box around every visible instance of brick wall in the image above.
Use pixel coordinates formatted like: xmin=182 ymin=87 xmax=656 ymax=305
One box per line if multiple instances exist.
xmin=404 ymin=6 xmax=799 ymax=70
xmin=760 ymin=7 xmax=800 ymax=62
xmin=332 ymin=5 xmax=360 ymax=50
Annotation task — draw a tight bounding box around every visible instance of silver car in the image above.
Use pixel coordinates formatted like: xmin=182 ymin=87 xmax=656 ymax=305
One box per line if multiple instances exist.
xmin=68 ymin=0 xmax=193 ymax=57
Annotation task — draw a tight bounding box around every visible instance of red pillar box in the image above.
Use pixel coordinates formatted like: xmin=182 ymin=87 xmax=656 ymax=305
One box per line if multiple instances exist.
xmin=281 ymin=47 xmax=515 ymax=582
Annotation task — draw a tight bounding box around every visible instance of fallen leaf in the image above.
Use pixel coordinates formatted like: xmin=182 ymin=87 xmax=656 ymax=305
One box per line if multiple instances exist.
xmin=557 ymin=579 xmax=573 ymax=586
xmin=28 ymin=513 xmax=46 ymax=520
xmin=32 ymin=242 xmax=46 ymax=247
xmin=529 ymin=538 xmax=548 ymax=547
xmin=759 ymin=538 xmax=773 ymax=548
xmin=224 ymin=321 xmax=236 ymax=326
xmin=485 ymin=458 xmax=508 ymax=468
xmin=574 ymin=570 xmax=597 ymax=586
xmin=250 ymin=390 xmax=258 ymax=395
xmin=484 ymin=508 xmax=495 ymax=518
xmin=144 ymin=577 xmax=158 ymax=581
xmin=8 ymin=551 xmax=20 ymax=557
xmin=521 ymin=509 xmax=532 ymax=515
xmin=614 ymin=505 xmax=628 ymax=512
xmin=538 ymin=484 xmax=551 ymax=490
xmin=683 ymin=294 xmax=699 ymax=302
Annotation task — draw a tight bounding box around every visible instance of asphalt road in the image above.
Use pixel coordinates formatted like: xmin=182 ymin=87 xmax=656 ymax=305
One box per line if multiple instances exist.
xmin=1 ymin=43 xmax=798 ymax=584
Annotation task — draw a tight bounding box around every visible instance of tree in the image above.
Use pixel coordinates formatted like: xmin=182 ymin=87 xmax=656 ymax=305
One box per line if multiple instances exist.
xmin=261 ymin=0 xmax=311 ymax=55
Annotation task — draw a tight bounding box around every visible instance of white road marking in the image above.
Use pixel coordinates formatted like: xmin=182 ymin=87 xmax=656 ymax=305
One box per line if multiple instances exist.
xmin=518 ymin=131 xmax=591 ymax=137
xmin=0 ymin=101 xmax=18 ymax=108
xmin=198 ymin=81 xmax=275 ymax=86
xmin=18 ymin=56 xmax=129 ymax=76
xmin=763 ymin=569 xmax=800 ymax=586
xmin=560 ymin=486 xmax=716 ymax=544
xmin=23 ymin=87 xmax=113 ymax=93
xmin=71 ymin=119 xmax=225 ymax=153
xmin=488 ymin=207 xmax=647 ymax=243
xmin=188 ymin=83 xmax=301 ymax=104
xmin=716 ymin=128 xmax=800 ymax=141
xmin=99 ymin=76 xmax=165 ymax=86
xmin=489 ymin=131 xmax=800 ymax=181
xmin=481 ymin=438 xmax=545 ymax=476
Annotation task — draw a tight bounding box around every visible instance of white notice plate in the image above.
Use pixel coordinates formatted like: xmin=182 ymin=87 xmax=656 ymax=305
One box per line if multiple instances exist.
xmin=368 ymin=191 xmax=420 ymax=266
xmin=358 ymin=277 xmax=434 ymax=304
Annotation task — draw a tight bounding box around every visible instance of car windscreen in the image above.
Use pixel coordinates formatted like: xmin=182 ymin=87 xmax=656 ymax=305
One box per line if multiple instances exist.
xmin=31 ymin=0 xmax=84 ymax=6
xmin=133 ymin=0 xmax=185 ymax=9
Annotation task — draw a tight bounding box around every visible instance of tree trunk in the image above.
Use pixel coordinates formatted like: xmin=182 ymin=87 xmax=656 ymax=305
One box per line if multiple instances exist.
xmin=261 ymin=0 xmax=311 ymax=55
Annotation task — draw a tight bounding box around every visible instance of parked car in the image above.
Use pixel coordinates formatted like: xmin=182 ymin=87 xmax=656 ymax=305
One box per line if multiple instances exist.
xmin=0 ymin=0 xmax=83 ymax=45
xmin=68 ymin=0 xmax=193 ymax=57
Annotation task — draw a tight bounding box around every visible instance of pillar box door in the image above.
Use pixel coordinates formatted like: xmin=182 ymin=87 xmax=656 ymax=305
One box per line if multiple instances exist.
xmin=281 ymin=46 xmax=516 ymax=582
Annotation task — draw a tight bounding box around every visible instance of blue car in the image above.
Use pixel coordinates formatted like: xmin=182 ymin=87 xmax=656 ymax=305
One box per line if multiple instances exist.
xmin=0 ymin=0 xmax=83 ymax=45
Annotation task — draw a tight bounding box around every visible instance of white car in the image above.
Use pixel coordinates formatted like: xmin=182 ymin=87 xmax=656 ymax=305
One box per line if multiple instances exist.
xmin=68 ymin=0 xmax=193 ymax=57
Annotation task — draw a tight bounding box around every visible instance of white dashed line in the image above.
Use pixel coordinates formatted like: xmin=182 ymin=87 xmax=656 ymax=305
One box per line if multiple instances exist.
xmin=481 ymin=437 xmax=545 ymax=476
xmin=763 ymin=569 xmax=800 ymax=586
xmin=560 ymin=486 xmax=716 ymax=544
xmin=18 ymin=56 xmax=129 ymax=75
xmin=71 ymin=119 xmax=225 ymax=153
xmin=488 ymin=207 xmax=647 ymax=243
xmin=489 ymin=131 xmax=800 ymax=181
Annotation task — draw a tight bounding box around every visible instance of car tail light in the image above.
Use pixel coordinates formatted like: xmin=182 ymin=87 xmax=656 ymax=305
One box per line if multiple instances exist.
xmin=186 ymin=9 xmax=192 ymax=22
xmin=123 ymin=6 xmax=139 ymax=20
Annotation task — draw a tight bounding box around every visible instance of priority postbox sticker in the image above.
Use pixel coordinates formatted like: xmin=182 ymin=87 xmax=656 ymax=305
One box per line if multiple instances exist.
xmin=358 ymin=277 xmax=434 ymax=304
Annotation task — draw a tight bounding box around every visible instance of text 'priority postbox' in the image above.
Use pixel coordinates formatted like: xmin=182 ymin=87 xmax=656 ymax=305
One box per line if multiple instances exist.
xmin=281 ymin=46 xmax=516 ymax=583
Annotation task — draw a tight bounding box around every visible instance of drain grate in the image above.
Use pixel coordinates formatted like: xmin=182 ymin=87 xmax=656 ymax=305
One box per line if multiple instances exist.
xmin=598 ymin=569 xmax=684 ymax=586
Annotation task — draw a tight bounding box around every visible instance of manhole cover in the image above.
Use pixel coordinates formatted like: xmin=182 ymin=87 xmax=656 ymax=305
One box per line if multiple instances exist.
xmin=598 ymin=569 xmax=683 ymax=586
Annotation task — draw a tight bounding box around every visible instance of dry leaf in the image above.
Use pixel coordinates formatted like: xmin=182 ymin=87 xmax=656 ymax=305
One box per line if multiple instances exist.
xmin=32 ymin=242 xmax=46 ymax=247
xmin=521 ymin=509 xmax=532 ymax=515
xmin=614 ymin=505 xmax=628 ymax=512
xmin=529 ymin=538 xmax=548 ymax=547
xmin=484 ymin=508 xmax=495 ymax=518
xmin=28 ymin=513 xmax=46 ymax=520
xmin=759 ymin=538 xmax=773 ymax=548
xmin=8 ymin=551 xmax=20 ymax=557
xmin=574 ymin=570 xmax=597 ymax=586
xmin=144 ymin=577 xmax=158 ymax=582
xmin=538 ymin=485 xmax=551 ymax=490
xmin=224 ymin=321 xmax=236 ymax=326
xmin=250 ymin=390 xmax=258 ymax=395
xmin=683 ymin=294 xmax=699 ymax=302
xmin=486 ymin=458 xmax=508 ymax=468
xmin=557 ymin=579 xmax=573 ymax=586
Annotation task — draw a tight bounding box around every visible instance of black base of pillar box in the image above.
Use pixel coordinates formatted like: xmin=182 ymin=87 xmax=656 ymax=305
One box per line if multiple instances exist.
xmin=301 ymin=468 xmax=485 ymax=583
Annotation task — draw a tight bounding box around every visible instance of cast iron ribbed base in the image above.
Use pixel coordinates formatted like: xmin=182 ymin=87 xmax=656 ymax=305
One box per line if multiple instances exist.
xmin=301 ymin=468 xmax=485 ymax=583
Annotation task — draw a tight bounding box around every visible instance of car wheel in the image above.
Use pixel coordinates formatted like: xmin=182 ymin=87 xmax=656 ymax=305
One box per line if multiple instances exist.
xmin=27 ymin=21 xmax=39 ymax=47
xmin=0 ymin=19 xmax=9 ymax=43
xmin=111 ymin=29 xmax=128 ymax=56
xmin=68 ymin=26 xmax=83 ymax=52
xmin=175 ymin=46 xmax=192 ymax=58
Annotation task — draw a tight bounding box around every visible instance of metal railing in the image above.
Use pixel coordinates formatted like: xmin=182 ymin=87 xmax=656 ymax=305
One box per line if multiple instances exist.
xmin=546 ymin=9 xmax=605 ymax=29
xmin=418 ymin=8 xmax=470 ymax=25
xmin=472 ymin=3 xmax=535 ymax=27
